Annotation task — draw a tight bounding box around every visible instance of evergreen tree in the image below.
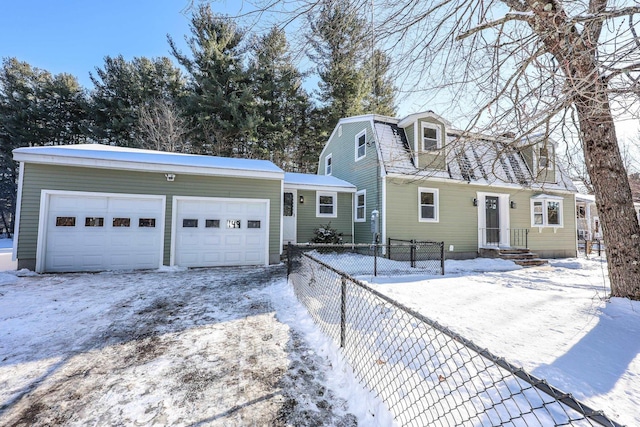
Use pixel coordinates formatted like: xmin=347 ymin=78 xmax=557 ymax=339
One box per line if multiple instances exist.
xmin=169 ymin=5 xmax=257 ymax=157
xmin=248 ymin=27 xmax=314 ymax=169
xmin=307 ymin=0 xmax=370 ymax=130
xmin=89 ymin=55 xmax=186 ymax=147
xmin=362 ymin=49 xmax=396 ymax=116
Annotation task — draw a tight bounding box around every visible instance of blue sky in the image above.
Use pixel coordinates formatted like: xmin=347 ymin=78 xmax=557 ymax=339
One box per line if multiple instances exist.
xmin=1 ymin=0 xmax=206 ymax=88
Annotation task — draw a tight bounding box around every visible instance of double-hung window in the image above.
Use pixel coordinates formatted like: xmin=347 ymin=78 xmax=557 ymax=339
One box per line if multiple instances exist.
xmin=355 ymin=130 xmax=366 ymax=160
xmin=325 ymin=154 xmax=332 ymax=176
xmin=317 ymin=191 xmax=337 ymax=218
xmin=355 ymin=190 xmax=366 ymax=222
xmin=422 ymin=123 xmax=440 ymax=151
xmin=418 ymin=188 xmax=439 ymax=222
xmin=530 ymin=195 xmax=563 ymax=227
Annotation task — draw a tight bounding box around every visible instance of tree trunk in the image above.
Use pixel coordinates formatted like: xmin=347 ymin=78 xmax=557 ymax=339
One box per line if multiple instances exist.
xmin=575 ymin=84 xmax=640 ymax=300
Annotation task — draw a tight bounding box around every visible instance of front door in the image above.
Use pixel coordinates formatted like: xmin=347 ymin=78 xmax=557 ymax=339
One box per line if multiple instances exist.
xmin=283 ymin=190 xmax=296 ymax=244
xmin=485 ymin=196 xmax=500 ymax=245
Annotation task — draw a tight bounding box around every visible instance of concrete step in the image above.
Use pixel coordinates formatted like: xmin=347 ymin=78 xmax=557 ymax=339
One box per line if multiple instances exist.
xmin=513 ymin=258 xmax=549 ymax=267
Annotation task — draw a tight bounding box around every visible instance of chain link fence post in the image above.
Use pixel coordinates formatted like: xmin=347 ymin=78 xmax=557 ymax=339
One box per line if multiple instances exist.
xmin=340 ymin=277 xmax=347 ymax=348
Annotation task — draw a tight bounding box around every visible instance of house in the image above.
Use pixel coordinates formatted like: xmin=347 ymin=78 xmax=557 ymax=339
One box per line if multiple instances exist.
xmin=576 ymin=192 xmax=640 ymax=243
xmin=11 ymin=144 xmax=354 ymax=273
xmin=317 ymin=111 xmax=578 ymax=259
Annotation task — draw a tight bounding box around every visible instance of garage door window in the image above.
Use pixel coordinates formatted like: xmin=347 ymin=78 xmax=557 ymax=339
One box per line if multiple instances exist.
xmin=56 ymin=217 xmax=76 ymax=227
xmin=248 ymin=220 xmax=261 ymax=229
xmin=85 ymin=217 xmax=104 ymax=227
xmin=183 ymin=219 xmax=198 ymax=228
xmin=227 ymin=220 xmax=241 ymax=229
xmin=205 ymin=219 xmax=220 ymax=228
xmin=139 ymin=218 xmax=156 ymax=227
xmin=113 ymin=218 xmax=131 ymax=227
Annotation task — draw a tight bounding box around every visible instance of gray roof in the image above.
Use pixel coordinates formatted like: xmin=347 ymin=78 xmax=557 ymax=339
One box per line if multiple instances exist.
xmin=373 ymin=120 xmax=577 ymax=192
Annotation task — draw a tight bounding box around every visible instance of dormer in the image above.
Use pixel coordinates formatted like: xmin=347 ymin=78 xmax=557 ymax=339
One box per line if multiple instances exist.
xmin=519 ymin=136 xmax=557 ymax=184
xmin=398 ymin=111 xmax=450 ymax=170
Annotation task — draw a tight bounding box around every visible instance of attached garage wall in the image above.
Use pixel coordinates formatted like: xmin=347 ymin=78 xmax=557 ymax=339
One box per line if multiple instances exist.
xmin=17 ymin=163 xmax=282 ymax=270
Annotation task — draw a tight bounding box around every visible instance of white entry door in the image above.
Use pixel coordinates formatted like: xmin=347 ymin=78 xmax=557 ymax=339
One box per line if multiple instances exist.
xmin=40 ymin=191 xmax=165 ymax=273
xmin=174 ymin=197 xmax=269 ymax=267
xmin=283 ymin=190 xmax=297 ymax=244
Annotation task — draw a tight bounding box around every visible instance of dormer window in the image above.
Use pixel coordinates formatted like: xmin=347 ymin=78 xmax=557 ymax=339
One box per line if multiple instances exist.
xmin=355 ymin=130 xmax=366 ymax=161
xmin=538 ymin=147 xmax=549 ymax=169
xmin=422 ymin=123 xmax=441 ymax=151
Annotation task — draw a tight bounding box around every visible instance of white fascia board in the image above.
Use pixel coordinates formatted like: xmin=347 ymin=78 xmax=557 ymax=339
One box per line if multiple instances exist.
xmin=386 ymin=172 xmax=576 ymax=194
xmin=398 ymin=111 xmax=451 ymax=128
xmin=13 ymin=152 xmax=284 ymax=180
xmin=284 ymin=183 xmax=356 ymax=193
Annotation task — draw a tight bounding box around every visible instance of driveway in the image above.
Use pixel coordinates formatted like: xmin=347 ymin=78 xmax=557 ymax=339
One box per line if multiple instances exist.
xmin=0 ymin=266 xmax=358 ymax=426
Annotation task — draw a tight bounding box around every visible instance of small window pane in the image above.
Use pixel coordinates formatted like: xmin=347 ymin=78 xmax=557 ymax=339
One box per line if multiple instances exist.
xmin=283 ymin=192 xmax=294 ymax=217
xmin=421 ymin=192 xmax=434 ymax=205
xmin=183 ymin=219 xmax=198 ymax=228
xmin=85 ymin=217 xmax=104 ymax=227
xmin=139 ymin=218 xmax=156 ymax=228
xmin=227 ymin=220 xmax=241 ymax=229
xmin=357 ymin=206 xmax=365 ymax=218
xmin=56 ymin=216 xmax=76 ymax=227
xmin=319 ymin=195 xmax=333 ymax=205
xmin=248 ymin=220 xmax=261 ymax=229
xmin=423 ymin=127 xmax=438 ymax=150
xmin=421 ymin=206 xmax=435 ymax=219
xmin=357 ymin=134 xmax=366 ymax=158
xmin=205 ymin=219 xmax=220 ymax=228
xmin=320 ymin=205 xmax=334 ymax=214
xmin=547 ymin=201 xmax=560 ymax=225
xmin=113 ymin=217 xmax=131 ymax=227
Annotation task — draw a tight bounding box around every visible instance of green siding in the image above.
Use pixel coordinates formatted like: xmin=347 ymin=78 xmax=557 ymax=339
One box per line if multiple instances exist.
xmin=384 ymin=177 xmax=577 ymax=258
xmin=296 ymin=190 xmax=353 ymax=243
xmin=416 ymin=118 xmax=447 ymax=171
xmin=17 ymin=163 xmax=282 ymax=266
xmin=320 ymin=120 xmax=380 ymax=244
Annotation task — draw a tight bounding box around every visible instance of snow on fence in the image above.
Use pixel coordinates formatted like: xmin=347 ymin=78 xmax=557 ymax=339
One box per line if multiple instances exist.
xmin=286 ymin=248 xmax=623 ymax=427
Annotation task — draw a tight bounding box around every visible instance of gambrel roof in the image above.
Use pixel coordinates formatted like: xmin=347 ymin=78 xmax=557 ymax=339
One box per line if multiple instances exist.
xmin=372 ymin=119 xmax=577 ymax=192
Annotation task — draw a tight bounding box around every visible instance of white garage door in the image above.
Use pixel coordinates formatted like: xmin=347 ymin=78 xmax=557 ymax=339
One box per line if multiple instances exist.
xmin=41 ymin=192 xmax=165 ymax=272
xmin=174 ymin=197 xmax=269 ymax=267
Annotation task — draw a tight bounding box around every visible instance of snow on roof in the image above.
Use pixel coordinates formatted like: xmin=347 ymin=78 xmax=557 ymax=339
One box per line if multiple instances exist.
xmin=13 ymin=144 xmax=284 ymax=179
xmin=284 ymin=172 xmax=356 ymax=192
xmin=373 ymin=120 xmax=577 ymax=192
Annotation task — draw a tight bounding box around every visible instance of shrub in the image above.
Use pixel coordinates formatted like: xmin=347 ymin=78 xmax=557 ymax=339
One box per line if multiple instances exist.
xmin=311 ymin=222 xmax=343 ymax=244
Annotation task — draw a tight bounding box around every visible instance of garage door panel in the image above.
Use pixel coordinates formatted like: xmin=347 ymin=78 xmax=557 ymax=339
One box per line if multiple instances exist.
xmin=175 ymin=198 xmax=268 ymax=268
xmin=43 ymin=193 xmax=163 ymax=272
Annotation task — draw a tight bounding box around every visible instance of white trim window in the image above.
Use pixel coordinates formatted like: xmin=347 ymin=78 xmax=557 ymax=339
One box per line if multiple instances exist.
xmin=325 ymin=154 xmax=332 ymax=176
xmin=421 ymin=123 xmax=441 ymax=151
xmin=355 ymin=189 xmax=366 ymax=222
xmin=418 ymin=187 xmax=439 ymax=222
xmin=355 ymin=130 xmax=366 ymax=161
xmin=317 ymin=191 xmax=337 ymax=218
xmin=530 ymin=195 xmax=563 ymax=227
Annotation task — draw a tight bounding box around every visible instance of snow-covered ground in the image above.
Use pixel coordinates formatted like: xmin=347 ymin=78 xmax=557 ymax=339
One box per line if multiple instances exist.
xmin=1 ymin=253 xmax=636 ymax=426
xmin=355 ymin=256 xmax=637 ymax=427
xmin=0 ymin=265 xmax=392 ymax=426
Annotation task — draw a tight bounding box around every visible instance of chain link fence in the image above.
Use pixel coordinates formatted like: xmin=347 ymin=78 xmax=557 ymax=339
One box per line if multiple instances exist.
xmin=287 ymin=241 xmax=444 ymax=276
xmin=287 ymin=248 xmax=622 ymax=427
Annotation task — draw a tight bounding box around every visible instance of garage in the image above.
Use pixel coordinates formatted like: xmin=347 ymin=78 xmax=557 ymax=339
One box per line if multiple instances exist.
xmin=173 ymin=197 xmax=269 ymax=267
xmin=39 ymin=191 xmax=165 ymax=272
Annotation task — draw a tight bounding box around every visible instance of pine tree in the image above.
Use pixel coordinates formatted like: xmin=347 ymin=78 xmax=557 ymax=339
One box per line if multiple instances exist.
xmin=169 ymin=5 xmax=257 ymax=157
xmin=362 ymin=49 xmax=396 ymax=116
xmin=248 ymin=27 xmax=314 ymax=169
xmin=307 ymin=0 xmax=370 ymax=130
xmin=89 ymin=55 xmax=186 ymax=147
